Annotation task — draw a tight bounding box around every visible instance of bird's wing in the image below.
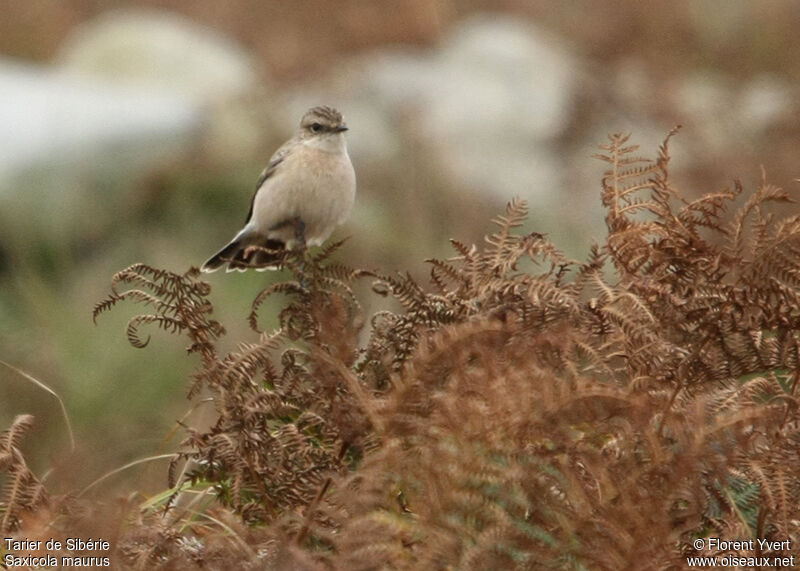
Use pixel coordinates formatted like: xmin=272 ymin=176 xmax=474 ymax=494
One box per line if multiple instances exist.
xmin=243 ymin=141 xmax=294 ymax=225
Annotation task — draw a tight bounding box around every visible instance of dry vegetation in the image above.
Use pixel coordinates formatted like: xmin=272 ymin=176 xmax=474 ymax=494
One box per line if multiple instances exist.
xmin=3 ymin=131 xmax=800 ymax=569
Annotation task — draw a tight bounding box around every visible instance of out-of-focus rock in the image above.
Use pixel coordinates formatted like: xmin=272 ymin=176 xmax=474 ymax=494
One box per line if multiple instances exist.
xmin=674 ymin=72 xmax=795 ymax=144
xmin=738 ymin=75 xmax=794 ymax=135
xmin=438 ymin=16 xmax=573 ymax=140
xmin=0 ymin=56 xmax=198 ymax=181
xmin=285 ymin=14 xmax=580 ymax=204
xmin=0 ymin=8 xmax=265 ymax=183
xmin=58 ymin=7 xmax=268 ymax=164
xmin=651 ymin=70 xmax=798 ymax=186
xmin=58 ymin=8 xmax=257 ymax=103
xmin=673 ymin=72 xmax=739 ymax=152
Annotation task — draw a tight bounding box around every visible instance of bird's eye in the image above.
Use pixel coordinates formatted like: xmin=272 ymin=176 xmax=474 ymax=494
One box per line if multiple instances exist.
xmin=310 ymin=122 xmax=322 ymax=132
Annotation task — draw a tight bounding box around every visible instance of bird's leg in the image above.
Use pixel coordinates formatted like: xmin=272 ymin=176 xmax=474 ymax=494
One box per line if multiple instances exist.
xmin=293 ymin=216 xmax=307 ymax=250
xmin=270 ymin=217 xmax=309 ymax=282
xmin=269 ymin=217 xmax=307 ymax=250
xmin=293 ymin=217 xmax=308 ymax=284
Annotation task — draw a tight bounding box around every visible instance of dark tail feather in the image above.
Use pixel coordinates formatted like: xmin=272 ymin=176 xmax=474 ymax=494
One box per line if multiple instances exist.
xmin=201 ymin=237 xmax=286 ymax=273
xmin=201 ymin=239 xmax=243 ymax=273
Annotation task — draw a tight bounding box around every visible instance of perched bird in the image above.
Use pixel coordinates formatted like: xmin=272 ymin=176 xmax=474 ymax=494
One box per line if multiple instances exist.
xmin=201 ymin=105 xmax=356 ymax=272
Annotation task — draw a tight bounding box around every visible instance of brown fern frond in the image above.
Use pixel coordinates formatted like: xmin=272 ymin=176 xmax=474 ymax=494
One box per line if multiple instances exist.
xmin=371 ymin=271 xmax=429 ymax=312
xmin=126 ymin=314 xmax=187 ymax=349
xmin=0 ymin=414 xmax=35 ymax=454
xmin=0 ymin=415 xmax=49 ymax=534
xmin=95 ymin=263 xmax=224 ymax=364
xmin=310 ymin=236 xmax=350 ymax=263
xmin=85 ymin=129 xmax=800 ymax=569
xmin=426 ymin=258 xmax=463 ymax=295
xmin=485 ymin=197 xmax=529 ymax=269
xmin=249 ymin=281 xmax=310 ymax=333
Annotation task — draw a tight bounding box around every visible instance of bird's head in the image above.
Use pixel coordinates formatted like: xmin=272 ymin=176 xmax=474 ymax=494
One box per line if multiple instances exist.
xmin=299 ymin=106 xmax=348 ymax=139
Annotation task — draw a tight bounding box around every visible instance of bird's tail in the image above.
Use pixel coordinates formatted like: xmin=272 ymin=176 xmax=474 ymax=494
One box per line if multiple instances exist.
xmin=201 ymin=236 xmax=287 ymax=273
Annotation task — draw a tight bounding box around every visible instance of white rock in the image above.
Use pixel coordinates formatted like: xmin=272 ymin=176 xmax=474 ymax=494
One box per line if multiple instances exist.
xmin=285 ymin=14 xmax=579 ymax=203
xmin=738 ymin=75 xmax=794 ymax=135
xmin=0 ymin=9 xmax=266 ymax=182
xmin=440 ymin=16 xmax=574 ymax=139
xmin=0 ymin=57 xmax=199 ymax=180
xmin=58 ymin=7 xmax=257 ymax=103
xmin=672 ymin=71 xmax=796 ymax=149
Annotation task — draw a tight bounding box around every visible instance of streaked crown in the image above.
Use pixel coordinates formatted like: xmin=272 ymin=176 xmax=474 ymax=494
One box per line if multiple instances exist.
xmin=299 ymin=105 xmax=347 ymax=135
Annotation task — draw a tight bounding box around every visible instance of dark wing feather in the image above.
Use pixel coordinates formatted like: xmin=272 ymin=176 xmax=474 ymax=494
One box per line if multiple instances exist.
xmin=244 ymin=140 xmax=294 ymax=224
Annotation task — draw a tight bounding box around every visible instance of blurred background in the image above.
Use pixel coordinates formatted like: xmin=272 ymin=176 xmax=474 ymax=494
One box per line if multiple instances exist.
xmin=1 ymin=0 xmax=799 ymax=495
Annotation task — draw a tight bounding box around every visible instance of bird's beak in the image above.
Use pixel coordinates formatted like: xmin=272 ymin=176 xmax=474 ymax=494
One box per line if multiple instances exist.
xmin=335 ymin=125 xmax=349 ymax=133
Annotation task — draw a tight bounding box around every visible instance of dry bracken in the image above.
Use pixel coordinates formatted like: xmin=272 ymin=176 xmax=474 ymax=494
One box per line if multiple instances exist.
xmin=5 ymin=131 xmax=798 ymax=569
